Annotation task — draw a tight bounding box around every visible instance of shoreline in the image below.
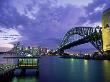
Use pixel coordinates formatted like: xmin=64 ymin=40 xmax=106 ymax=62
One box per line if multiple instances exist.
xmin=60 ymin=55 xmax=110 ymax=60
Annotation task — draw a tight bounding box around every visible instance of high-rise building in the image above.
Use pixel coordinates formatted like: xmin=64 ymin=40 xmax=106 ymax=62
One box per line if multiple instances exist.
xmin=38 ymin=46 xmax=42 ymax=55
xmin=41 ymin=48 xmax=47 ymax=54
xmin=31 ymin=47 xmax=37 ymax=56
xmin=102 ymin=8 xmax=110 ymax=53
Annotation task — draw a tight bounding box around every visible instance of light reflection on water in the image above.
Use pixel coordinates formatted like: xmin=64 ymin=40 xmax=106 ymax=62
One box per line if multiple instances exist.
xmin=12 ymin=76 xmax=38 ymax=82
xmin=103 ymin=60 xmax=110 ymax=82
xmin=1 ymin=55 xmax=110 ymax=82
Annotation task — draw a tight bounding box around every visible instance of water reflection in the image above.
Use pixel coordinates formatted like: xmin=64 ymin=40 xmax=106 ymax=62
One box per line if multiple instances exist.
xmin=12 ymin=76 xmax=38 ymax=82
xmin=1 ymin=55 xmax=110 ymax=82
xmin=11 ymin=69 xmax=39 ymax=82
xmin=70 ymin=58 xmax=74 ymax=62
xmin=103 ymin=60 xmax=110 ymax=82
xmin=83 ymin=60 xmax=89 ymax=82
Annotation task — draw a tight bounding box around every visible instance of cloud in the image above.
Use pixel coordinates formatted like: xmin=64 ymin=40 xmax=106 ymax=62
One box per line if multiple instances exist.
xmin=11 ymin=0 xmax=39 ymax=20
xmin=0 ymin=0 xmax=110 ymax=52
xmin=57 ymin=0 xmax=93 ymax=7
xmin=0 ymin=0 xmax=85 ymax=49
xmin=0 ymin=30 xmax=3 ymax=33
xmin=76 ymin=0 xmax=110 ymax=26
xmin=0 ymin=26 xmax=22 ymax=51
xmin=0 ymin=26 xmax=22 ymax=44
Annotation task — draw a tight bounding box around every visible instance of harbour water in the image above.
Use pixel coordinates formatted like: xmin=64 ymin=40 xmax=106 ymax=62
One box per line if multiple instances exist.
xmin=1 ymin=55 xmax=110 ymax=82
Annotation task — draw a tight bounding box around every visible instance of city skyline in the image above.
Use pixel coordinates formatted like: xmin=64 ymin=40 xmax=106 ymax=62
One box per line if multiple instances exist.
xmin=0 ymin=0 xmax=110 ymax=52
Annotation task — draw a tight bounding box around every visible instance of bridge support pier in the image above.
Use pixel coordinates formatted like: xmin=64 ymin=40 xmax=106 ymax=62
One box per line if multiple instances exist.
xmin=57 ymin=50 xmax=64 ymax=55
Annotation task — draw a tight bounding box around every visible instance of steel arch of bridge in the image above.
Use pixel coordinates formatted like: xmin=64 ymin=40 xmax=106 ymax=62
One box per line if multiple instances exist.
xmin=59 ymin=26 xmax=103 ymax=54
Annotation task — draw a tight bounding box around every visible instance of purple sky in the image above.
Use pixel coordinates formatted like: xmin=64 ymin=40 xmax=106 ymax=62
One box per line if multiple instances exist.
xmin=0 ymin=0 xmax=110 ymax=52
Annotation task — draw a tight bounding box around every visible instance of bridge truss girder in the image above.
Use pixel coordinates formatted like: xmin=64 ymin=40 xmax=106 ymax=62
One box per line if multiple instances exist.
xmin=59 ymin=26 xmax=103 ymax=54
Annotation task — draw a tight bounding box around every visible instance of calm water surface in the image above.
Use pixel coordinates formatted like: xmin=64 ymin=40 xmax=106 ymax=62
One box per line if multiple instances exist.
xmin=1 ymin=55 xmax=110 ymax=82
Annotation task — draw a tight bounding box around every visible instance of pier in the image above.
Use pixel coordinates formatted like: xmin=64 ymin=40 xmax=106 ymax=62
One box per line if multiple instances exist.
xmin=0 ymin=56 xmax=39 ymax=81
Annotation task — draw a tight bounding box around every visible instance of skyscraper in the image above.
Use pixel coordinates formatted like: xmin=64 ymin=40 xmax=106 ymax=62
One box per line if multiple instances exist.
xmin=102 ymin=8 xmax=110 ymax=54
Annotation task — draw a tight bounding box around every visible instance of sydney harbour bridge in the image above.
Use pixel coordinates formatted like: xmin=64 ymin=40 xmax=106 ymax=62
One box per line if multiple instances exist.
xmin=55 ymin=26 xmax=103 ymax=55
xmin=55 ymin=8 xmax=110 ymax=55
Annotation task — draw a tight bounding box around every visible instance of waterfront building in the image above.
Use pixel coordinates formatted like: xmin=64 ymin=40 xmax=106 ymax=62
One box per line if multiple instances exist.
xmin=102 ymin=8 xmax=110 ymax=54
xmin=31 ymin=47 xmax=38 ymax=56
xmin=41 ymin=48 xmax=47 ymax=54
